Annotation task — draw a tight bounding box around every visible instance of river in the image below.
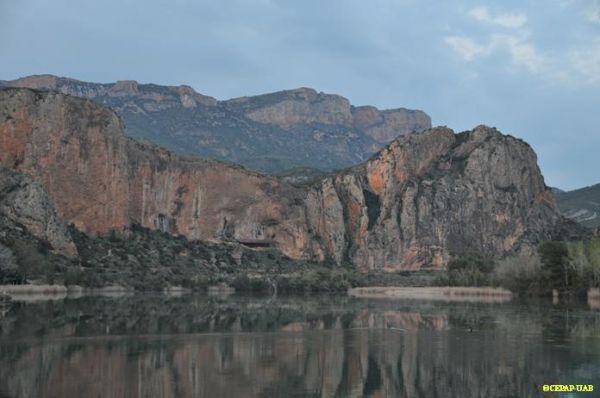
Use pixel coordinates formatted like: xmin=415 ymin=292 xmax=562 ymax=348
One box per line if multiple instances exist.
xmin=0 ymin=294 xmax=598 ymax=397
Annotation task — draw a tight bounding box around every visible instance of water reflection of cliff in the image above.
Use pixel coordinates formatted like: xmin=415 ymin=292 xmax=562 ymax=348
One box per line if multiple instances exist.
xmin=0 ymin=296 xmax=598 ymax=398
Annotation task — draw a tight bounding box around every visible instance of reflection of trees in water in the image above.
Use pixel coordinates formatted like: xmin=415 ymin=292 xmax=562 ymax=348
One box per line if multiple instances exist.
xmin=0 ymin=297 xmax=599 ymax=398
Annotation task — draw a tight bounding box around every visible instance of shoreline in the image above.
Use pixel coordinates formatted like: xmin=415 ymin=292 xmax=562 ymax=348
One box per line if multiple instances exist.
xmin=3 ymin=285 xmax=599 ymax=305
xmin=348 ymin=286 xmax=514 ymax=302
xmin=0 ymin=284 xmax=135 ymax=302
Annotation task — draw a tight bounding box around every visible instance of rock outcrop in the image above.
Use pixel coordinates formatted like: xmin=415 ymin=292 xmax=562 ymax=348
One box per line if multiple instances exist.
xmin=0 ymin=88 xmax=306 ymax=258
xmin=225 ymin=87 xmax=429 ymax=143
xmin=305 ymin=126 xmax=561 ymax=270
xmin=0 ymin=87 xmax=562 ymax=270
xmin=0 ymin=167 xmax=77 ymax=258
xmin=1 ymin=75 xmax=431 ymax=173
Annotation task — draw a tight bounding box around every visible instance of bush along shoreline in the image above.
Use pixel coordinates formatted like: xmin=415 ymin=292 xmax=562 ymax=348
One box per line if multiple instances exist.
xmin=435 ymin=237 xmax=600 ymax=298
xmin=1 ymin=221 xmax=599 ymax=296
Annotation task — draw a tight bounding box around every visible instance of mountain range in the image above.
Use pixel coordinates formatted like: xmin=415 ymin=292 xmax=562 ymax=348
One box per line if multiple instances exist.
xmin=555 ymin=184 xmax=600 ymax=229
xmin=0 ymin=75 xmax=431 ymax=174
xmin=4 ymin=75 xmax=595 ymax=228
xmin=0 ymin=86 xmax=570 ymax=273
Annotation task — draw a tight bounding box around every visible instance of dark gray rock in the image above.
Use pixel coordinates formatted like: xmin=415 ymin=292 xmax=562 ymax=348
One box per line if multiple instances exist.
xmin=0 ymin=168 xmax=77 ymax=258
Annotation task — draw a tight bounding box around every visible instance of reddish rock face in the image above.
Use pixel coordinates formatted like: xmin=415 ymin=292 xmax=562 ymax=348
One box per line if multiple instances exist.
xmin=125 ymin=141 xmax=308 ymax=258
xmin=0 ymin=88 xmax=563 ymax=270
xmin=0 ymin=89 xmax=131 ymax=235
xmin=0 ymin=88 xmax=307 ymax=258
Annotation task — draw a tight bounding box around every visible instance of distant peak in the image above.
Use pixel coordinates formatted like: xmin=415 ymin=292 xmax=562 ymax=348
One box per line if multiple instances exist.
xmin=111 ymin=80 xmax=139 ymax=94
xmin=9 ymin=74 xmax=86 ymax=86
xmin=7 ymin=74 xmax=61 ymax=89
xmin=175 ymin=84 xmax=197 ymax=94
xmin=472 ymin=124 xmax=497 ymax=132
xmin=283 ymin=87 xmax=318 ymax=97
xmin=174 ymin=84 xmax=217 ymax=107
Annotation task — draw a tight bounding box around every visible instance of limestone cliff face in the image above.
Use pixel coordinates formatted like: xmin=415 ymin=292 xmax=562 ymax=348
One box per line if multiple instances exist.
xmin=124 ymin=141 xmax=308 ymax=258
xmin=0 ymin=88 xmax=309 ymax=258
xmin=0 ymin=74 xmax=218 ymax=108
xmin=304 ymin=126 xmax=561 ymax=270
xmin=0 ymin=88 xmax=131 ymax=235
xmin=0 ymin=167 xmax=77 ymax=258
xmin=229 ymin=87 xmax=354 ymax=127
xmin=226 ymin=87 xmax=431 ymax=143
xmin=0 ymin=88 xmax=561 ymax=270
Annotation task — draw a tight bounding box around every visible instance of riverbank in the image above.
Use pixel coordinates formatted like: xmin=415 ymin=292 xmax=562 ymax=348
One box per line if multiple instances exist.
xmin=0 ymin=284 xmax=134 ymax=302
xmin=348 ymin=286 xmax=514 ymax=302
xmin=3 ymin=284 xmax=600 ymax=307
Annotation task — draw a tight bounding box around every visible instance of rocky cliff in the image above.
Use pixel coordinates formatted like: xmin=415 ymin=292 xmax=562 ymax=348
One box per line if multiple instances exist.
xmin=1 ymin=75 xmax=431 ymax=173
xmin=304 ymin=126 xmax=561 ymax=270
xmin=0 ymin=87 xmax=562 ymax=270
xmin=0 ymin=167 xmax=77 ymax=258
xmin=0 ymin=88 xmax=306 ymax=258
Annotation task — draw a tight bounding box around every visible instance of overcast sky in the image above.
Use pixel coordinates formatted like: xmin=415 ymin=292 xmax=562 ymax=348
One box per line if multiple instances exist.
xmin=1 ymin=0 xmax=599 ymax=189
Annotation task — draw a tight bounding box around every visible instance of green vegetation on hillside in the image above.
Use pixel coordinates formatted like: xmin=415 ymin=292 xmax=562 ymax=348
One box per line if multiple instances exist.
xmin=555 ymin=183 xmax=600 ymax=228
xmin=0 ymin=221 xmax=365 ymax=293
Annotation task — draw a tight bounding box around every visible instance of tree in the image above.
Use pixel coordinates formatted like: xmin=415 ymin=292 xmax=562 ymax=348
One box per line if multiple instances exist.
xmin=539 ymin=241 xmax=571 ymax=292
xmin=0 ymin=243 xmax=19 ymax=284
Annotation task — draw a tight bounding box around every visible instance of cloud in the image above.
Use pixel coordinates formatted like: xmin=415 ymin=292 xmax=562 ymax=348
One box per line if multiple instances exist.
xmin=569 ymin=39 xmax=600 ymax=84
xmin=444 ymin=36 xmax=489 ymax=61
xmin=467 ymin=6 xmax=528 ymax=29
xmin=492 ymin=35 xmax=544 ymax=72
xmin=584 ymin=0 xmax=600 ymax=22
xmin=445 ymin=6 xmax=549 ymax=76
xmin=444 ymin=33 xmax=543 ymax=72
xmin=560 ymin=0 xmax=600 ymax=23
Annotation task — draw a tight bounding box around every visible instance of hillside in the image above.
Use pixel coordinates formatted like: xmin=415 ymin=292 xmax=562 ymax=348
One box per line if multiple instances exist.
xmin=555 ymin=184 xmax=600 ymax=228
xmin=0 ymin=75 xmax=431 ymax=173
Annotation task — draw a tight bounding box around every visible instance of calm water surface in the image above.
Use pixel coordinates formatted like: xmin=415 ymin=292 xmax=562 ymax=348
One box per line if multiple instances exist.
xmin=0 ymin=294 xmax=599 ymax=398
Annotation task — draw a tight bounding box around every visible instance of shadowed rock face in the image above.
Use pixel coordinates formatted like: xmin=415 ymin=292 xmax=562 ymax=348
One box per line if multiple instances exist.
xmin=0 ymin=75 xmax=431 ymax=173
xmin=0 ymin=167 xmax=77 ymax=258
xmin=0 ymin=88 xmax=561 ymax=270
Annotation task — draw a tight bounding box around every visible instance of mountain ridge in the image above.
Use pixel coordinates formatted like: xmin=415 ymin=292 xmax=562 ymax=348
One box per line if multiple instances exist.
xmin=0 ymin=74 xmax=431 ymax=173
xmin=0 ymin=87 xmax=566 ymax=270
xmin=555 ymin=183 xmax=600 ymax=228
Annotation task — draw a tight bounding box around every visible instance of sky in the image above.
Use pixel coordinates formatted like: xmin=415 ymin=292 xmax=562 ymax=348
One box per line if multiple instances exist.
xmin=1 ymin=0 xmax=599 ymax=190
